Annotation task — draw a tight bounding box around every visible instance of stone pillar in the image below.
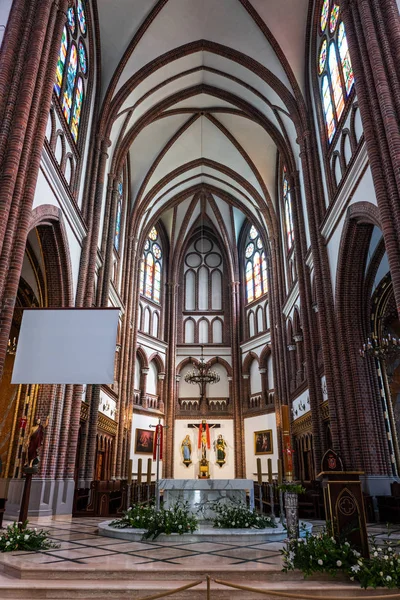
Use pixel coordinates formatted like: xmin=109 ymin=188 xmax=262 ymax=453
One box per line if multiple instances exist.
xmin=140 ymin=368 xmax=149 ymax=408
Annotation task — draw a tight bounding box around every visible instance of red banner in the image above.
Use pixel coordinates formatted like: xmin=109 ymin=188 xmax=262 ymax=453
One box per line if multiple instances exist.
xmin=153 ymin=424 xmax=163 ymax=461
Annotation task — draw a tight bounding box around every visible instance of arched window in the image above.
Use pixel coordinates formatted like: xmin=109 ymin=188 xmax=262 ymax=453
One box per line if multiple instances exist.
xmin=244 ymin=225 xmax=268 ymax=303
xmin=140 ymin=226 xmax=163 ymax=303
xmin=283 ymin=167 xmax=294 ymax=252
xmin=317 ymin=1 xmax=354 ymax=143
xmin=54 ymin=1 xmax=89 ymax=143
xmin=114 ymin=180 xmax=123 ymax=252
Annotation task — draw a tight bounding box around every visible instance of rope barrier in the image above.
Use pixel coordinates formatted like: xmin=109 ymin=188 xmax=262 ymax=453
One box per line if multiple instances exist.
xmin=213 ymin=578 xmax=400 ymax=599
xmin=141 ymin=579 xmax=203 ymax=600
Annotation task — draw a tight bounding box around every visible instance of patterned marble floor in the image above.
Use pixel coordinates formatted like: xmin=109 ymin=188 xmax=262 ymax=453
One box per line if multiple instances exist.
xmin=1 ymin=516 xmax=285 ymax=568
xmin=2 ymin=516 xmax=400 ymax=570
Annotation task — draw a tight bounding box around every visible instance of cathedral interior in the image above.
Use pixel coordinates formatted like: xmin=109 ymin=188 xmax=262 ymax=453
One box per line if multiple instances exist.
xmin=1 ymin=0 xmax=400 ymax=531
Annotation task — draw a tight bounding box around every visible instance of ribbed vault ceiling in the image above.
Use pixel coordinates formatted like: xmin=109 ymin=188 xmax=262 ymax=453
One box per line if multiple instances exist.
xmin=97 ymin=0 xmax=310 ymax=254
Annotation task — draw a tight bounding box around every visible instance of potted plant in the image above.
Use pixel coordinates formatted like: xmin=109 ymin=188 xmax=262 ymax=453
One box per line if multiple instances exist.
xmin=278 ymin=483 xmax=305 ymax=539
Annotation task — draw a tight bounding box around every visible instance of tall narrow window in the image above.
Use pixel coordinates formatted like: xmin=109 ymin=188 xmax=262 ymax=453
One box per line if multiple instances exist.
xmin=283 ymin=168 xmax=294 ymax=252
xmin=53 ymin=0 xmax=89 ymax=144
xmin=114 ymin=180 xmax=123 ymax=252
xmin=141 ymin=227 xmax=163 ymax=304
xmin=244 ymin=225 xmax=268 ymax=303
xmin=317 ymin=0 xmax=354 ymax=143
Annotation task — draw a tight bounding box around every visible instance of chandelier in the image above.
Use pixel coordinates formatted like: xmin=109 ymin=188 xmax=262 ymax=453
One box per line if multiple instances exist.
xmin=360 ymin=333 xmax=400 ymax=381
xmin=184 ymin=346 xmax=220 ymax=389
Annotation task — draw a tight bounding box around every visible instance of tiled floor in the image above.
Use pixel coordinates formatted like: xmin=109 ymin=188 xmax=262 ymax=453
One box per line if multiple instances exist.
xmin=2 ymin=517 xmax=400 ymax=571
xmin=1 ymin=516 xmax=284 ymax=568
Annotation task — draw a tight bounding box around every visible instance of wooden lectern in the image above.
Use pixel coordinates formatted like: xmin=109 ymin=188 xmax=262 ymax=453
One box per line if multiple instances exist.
xmin=318 ymin=449 xmax=369 ymax=558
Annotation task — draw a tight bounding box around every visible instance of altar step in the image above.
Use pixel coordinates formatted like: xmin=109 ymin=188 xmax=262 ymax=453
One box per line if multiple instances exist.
xmin=0 ymin=576 xmax=390 ymax=600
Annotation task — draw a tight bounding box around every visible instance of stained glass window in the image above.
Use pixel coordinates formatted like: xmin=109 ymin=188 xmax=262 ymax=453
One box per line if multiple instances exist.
xmin=318 ymin=39 xmax=327 ymax=75
xmin=78 ymin=40 xmax=87 ymax=75
xmin=329 ymin=4 xmax=339 ymax=33
xmin=53 ymin=1 xmax=89 ymax=145
xmin=317 ymin=1 xmax=354 ymax=144
xmin=114 ymin=180 xmax=123 ymax=252
xmin=54 ymin=26 xmax=68 ymax=96
xmin=62 ymin=44 xmax=77 ymax=122
xmin=329 ymin=42 xmax=344 ymax=120
xmin=283 ymin=169 xmax=294 ymax=252
xmin=244 ymin=225 xmax=268 ymax=303
xmin=77 ymin=0 xmax=87 ymax=35
xmin=141 ymin=227 xmax=163 ymax=304
xmin=338 ymin=22 xmax=354 ymax=95
xmin=67 ymin=7 xmax=76 ymax=35
xmin=320 ymin=0 xmax=329 ymax=32
xmin=70 ymin=76 xmax=83 ymax=142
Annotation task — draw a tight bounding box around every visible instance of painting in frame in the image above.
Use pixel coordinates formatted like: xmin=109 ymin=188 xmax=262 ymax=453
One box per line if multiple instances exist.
xmin=135 ymin=428 xmax=154 ymax=454
xmin=254 ymin=429 xmax=273 ymax=455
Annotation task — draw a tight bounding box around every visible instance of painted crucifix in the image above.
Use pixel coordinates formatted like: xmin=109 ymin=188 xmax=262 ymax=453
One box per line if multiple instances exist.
xmin=188 ymin=420 xmax=220 ymax=478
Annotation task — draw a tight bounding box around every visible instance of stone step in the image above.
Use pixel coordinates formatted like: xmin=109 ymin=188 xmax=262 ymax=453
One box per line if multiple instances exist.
xmin=0 ymin=577 xmax=390 ymax=600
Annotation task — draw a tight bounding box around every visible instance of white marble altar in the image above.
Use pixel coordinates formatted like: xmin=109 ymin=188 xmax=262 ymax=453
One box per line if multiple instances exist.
xmin=159 ymin=479 xmax=254 ymax=520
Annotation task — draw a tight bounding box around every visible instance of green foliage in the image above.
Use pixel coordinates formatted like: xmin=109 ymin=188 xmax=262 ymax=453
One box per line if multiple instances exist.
xmin=278 ymin=483 xmax=306 ymax=495
xmin=0 ymin=521 xmax=58 ymax=552
xmin=110 ymin=502 xmax=198 ymax=540
xmin=212 ymin=501 xmax=276 ymax=529
xmin=282 ymin=527 xmax=400 ymax=589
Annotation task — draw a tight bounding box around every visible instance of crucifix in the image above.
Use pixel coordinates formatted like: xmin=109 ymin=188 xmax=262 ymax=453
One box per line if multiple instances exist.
xmin=149 ymin=418 xmax=168 ymax=511
xmin=188 ymin=420 xmax=220 ymax=479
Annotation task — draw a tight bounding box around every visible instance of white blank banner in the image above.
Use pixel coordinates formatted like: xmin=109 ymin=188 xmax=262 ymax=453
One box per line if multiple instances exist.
xmin=12 ymin=308 xmax=119 ymax=384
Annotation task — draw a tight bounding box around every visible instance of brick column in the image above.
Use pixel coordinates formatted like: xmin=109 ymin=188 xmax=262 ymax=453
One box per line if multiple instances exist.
xmin=164 ymin=282 xmax=179 ymax=478
xmin=341 ymin=0 xmax=400 ymax=314
xmin=0 ymin=0 xmax=68 ymax=381
xmin=230 ymin=281 xmax=245 ymax=477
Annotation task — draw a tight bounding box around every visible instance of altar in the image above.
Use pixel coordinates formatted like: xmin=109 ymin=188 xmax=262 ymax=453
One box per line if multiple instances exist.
xmin=159 ymin=479 xmax=254 ymax=520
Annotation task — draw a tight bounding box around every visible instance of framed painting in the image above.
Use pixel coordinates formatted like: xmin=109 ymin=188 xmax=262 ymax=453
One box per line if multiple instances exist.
xmin=135 ymin=428 xmax=154 ymax=454
xmin=254 ymin=429 xmax=273 ymax=455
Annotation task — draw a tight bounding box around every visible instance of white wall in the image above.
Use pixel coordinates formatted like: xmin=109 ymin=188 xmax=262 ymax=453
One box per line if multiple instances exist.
xmin=147 ymin=361 xmax=158 ymax=395
xmin=130 ymin=413 xmax=163 ymax=482
xmin=244 ymin=413 xmax=278 ymax=480
xmin=250 ymin=359 xmax=262 ymax=394
xmin=173 ymin=418 xmax=235 ymax=479
xmin=0 ymin=0 xmax=12 ymax=48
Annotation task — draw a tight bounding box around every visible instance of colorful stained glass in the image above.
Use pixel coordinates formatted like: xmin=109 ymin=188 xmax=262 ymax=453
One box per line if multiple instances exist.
xmin=70 ymin=76 xmax=83 ymax=141
xmin=246 ymin=261 xmax=254 ymax=303
xmin=77 ymin=0 xmax=87 ymax=35
xmin=329 ymin=4 xmax=340 ymax=33
xmin=253 ymin=252 xmax=262 ymax=299
xmin=149 ymin=227 xmax=158 ymax=240
xmin=145 ymin=253 xmax=154 ymax=299
xmin=154 ymin=262 xmax=161 ymax=303
xmin=144 ymin=240 xmax=150 ymax=251
xmin=249 ymin=225 xmax=258 ymax=240
xmin=322 ymin=76 xmax=336 ymax=141
xmin=62 ymin=44 xmax=78 ymax=123
xmin=78 ymin=40 xmax=87 ymax=75
xmin=118 ymin=181 xmax=123 ymax=196
xmin=114 ymin=199 xmax=122 ymax=251
xmin=245 ymin=242 xmax=254 ymax=259
xmin=320 ymin=0 xmax=329 ymax=32
xmin=67 ymin=7 xmax=76 ymax=35
xmin=319 ymin=39 xmax=327 ymax=75
xmin=261 ymin=253 xmax=268 ymax=292
xmin=139 ymin=261 xmax=145 ymax=294
xmin=54 ymin=26 xmax=68 ymax=96
xmin=153 ymin=243 xmax=162 ymax=260
xmin=329 ymin=42 xmax=345 ymax=120
xmin=257 ymin=237 xmax=263 ymax=250
xmin=285 ymin=199 xmax=294 ymax=251
xmin=338 ymin=22 xmax=354 ymax=95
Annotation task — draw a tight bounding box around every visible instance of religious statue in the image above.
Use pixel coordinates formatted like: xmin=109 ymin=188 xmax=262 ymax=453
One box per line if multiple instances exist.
xmin=198 ymin=420 xmax=211 ymax=478
xmin=25 ymin=415 xmax=49 ymax=468
xmin=214 ymin=434 xmax=227 ymax=467
xmin=181 ymin=434 xmax=192 ymax=467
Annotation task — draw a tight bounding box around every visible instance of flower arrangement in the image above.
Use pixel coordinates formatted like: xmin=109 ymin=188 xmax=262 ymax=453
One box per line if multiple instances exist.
xmin=211 ymin=500 xmax=276 ymax=529
xmin=278 ymin=483 xmax=306 ymax=495
xmin=110 ymin=501 xmax=198 ymax=540
xmin=282 ymin=527 xmax=400 ymax=588
xmin=0 ymin=521 xmax=58 ymax=552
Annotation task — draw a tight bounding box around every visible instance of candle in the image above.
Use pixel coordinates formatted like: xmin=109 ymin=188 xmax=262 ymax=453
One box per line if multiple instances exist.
xmin=277 ymin=459 xmax=283 ymax=484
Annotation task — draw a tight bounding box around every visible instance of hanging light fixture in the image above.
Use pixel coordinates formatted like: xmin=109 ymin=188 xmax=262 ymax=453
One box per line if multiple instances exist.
xmin=360 ymin=333 xmax=400 ymax=382
xmin=185 ymin=346 xmax=220 ymax=404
